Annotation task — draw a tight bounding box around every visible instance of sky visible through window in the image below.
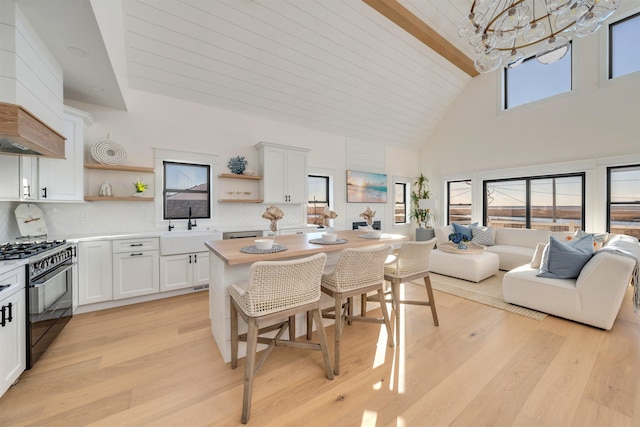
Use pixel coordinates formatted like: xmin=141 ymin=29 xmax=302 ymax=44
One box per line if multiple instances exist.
xmin=505 ymin=45 xmax=572 ymax=109
xmin=610 ymin=13 xmax=640 ymax=78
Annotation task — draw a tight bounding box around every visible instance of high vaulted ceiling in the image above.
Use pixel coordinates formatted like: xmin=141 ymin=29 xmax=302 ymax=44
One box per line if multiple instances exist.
xmin=18 ymin=0 xmax=479 ymax=150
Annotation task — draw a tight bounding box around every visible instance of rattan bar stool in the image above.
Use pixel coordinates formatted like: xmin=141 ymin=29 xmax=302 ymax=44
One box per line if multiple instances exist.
xmin=229 ymin=253 xmax=333 ymax=424
xmin=380 ymin=238 xmax=439 ymax=327
xmin=313 ymin=244 xmax=394 ymax=375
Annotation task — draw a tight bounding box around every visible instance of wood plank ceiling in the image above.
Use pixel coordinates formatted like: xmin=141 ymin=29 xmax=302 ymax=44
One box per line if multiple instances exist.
xmin=122 ymin=0 xmax=476 ymax=150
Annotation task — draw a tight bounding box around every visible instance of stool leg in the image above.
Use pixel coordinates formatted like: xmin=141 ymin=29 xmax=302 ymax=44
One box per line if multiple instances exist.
xmin=230 ymin=299 xmax=239 ymax=369
xmin=423 ymin=275 xmax=439 ymax=326
xmin=313 ymin=308 xmax=334 ymax=380
xmin=334 ymin=295 xmax=342 ymax=375
xmin=361 ymin=293 xmax=367 ymax=317
xmin=347 ymin=297 xmax=353 ymax=325
xmin=306 ymin=310 xmax=313 ymax=340
xmin=390 ymin=280 xmax=401 ymax=343
xmin=241 ymin=317 xmax=259 ymax=424
xmin=288 ymin=315 xmax=296 ymax=341
xmin=377 ymin=288 xmax=394 ymax=348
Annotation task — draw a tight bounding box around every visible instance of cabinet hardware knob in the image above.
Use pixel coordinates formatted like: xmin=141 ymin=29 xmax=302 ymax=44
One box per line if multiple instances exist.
xmin=194 ymin=254 xmax=197 ymax=263
xmin=130 ymin=253 xmax=143 ymax=256
xmin=130 ymin=243 xmax=143 ymax=247
xmin=42 ymin=187 xmax=47 ymax=198
xmin=189 ymin=255 xmax=192 ymax=263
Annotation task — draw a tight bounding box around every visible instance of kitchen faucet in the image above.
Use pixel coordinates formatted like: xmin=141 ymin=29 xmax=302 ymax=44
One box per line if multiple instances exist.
xmin=188 ymin=207 xmax=197 ymax=230
xmin=168 ymin=217 xmax=174 ymax=232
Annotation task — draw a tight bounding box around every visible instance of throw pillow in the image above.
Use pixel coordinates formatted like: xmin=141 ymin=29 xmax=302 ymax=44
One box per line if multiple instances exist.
xmin=537 ymin=235 xmax=594 ymax=279
xmin=470 ymin=225 xmax=495 ymax=246
xmin=530 ymin=242 xmax=547 ymax=268
xmin=451 ymin=222 xmax=477 ymax=241
xmin=574 ymin=229 xmax=607 ymax=251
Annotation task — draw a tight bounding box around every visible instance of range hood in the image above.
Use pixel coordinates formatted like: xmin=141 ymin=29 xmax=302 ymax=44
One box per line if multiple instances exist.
xmin=0 ymin=102 xmax=66 ymax=158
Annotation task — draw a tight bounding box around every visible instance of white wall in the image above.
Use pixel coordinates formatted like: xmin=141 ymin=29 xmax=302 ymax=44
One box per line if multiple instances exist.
xmin=422 ymin=5 xmax=640 ymax=230
xmin=0 ymin=88 xmax=421 ymax=241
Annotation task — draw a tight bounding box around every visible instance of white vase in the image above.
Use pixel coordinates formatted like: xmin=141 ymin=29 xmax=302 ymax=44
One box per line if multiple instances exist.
xmin=132 ymin=191 xmax=145 ymax=197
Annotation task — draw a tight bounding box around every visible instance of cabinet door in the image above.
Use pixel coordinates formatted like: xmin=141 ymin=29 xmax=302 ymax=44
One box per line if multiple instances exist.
xmin=193 ymin=252 xmax=209 ymax=287
xmin=38 ymin=115 xmax=84 ymax=201
xmin=0 ymin=156 xmax=19 ymax=199
xmin=0 ymin=288 xmax=26 ymax=398
xmin=78 ymin=240 xmax=113 ymax=305
xmin=20 ymin=157 xmax=38 ymax=200
xmin=160 ymin=254 xmax=193 ymax=292
xmin=113 ymin=251 xmax=160 ymax=299
xmin=262 ymin=147 xmax=287 ymax=203
xmin=286 ymin=149 xmax=308 ymax=203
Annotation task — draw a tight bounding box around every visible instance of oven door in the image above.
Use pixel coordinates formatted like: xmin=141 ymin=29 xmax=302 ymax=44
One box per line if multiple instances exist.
xmin=28 ymin=262 xmax=73 ymax=363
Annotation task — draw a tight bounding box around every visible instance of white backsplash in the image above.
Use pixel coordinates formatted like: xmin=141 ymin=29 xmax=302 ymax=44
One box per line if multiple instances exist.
xmin=0 ymin=200 xmax=307 ymax=241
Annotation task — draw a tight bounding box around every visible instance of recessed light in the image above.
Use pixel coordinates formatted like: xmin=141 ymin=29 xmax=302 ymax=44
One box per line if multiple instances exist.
xmin=67 ymin=46 xmax=88 ymax=57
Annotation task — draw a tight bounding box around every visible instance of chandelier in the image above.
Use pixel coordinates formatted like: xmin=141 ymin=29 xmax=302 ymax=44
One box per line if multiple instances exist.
xmin=458 ymin=0 xmax=623 ymax=73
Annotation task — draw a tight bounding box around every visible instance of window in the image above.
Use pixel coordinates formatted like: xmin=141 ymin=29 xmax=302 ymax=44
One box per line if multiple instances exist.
xmin=609 ymin=12 xmax=640 ymax=79
xmin=607 ymin=165 xmax=640 ymax=238
xmin=484 ymin=173 xmax=584 ymax=231
xmin=308 ymin=175 xmax=329 ymax=225
xmin=504 ymin=44 xmax=572 ymax=109
xmin=394 ymin=182 xmax=408 ymax=224
xmin=447 ymin=180 xmax=472 ymax=224
xmin=163 ymin=161 xmax=210 ymax=220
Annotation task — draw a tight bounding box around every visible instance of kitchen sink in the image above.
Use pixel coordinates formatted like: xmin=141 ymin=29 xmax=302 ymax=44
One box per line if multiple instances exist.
xmin=160 ymin=229 xmax=222 ymax=255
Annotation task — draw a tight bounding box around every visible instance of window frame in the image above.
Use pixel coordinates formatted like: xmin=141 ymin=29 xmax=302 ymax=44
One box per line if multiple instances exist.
xmin=503 ymin=42 xmax=573 ymax=110
xmin=394 ymin=182 xmax=408 ymax=224
xmin=606 ymin=164 xmax=640 ymax=238
xmin=447 ymin=179 xmax=472 ymax=225
xmin=608 ymin=11 xmax=640 ymax=80
xmin=483 ymin=172 xmax=585 ymax=230
xmin=307 ymin=174 xmax=330 ymax=226
xmin=163 ymin=161 xmax=211 ymax=220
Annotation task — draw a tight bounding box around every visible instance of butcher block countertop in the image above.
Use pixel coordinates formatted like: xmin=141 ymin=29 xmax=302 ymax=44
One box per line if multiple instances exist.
xmin=205 ymin=230 xmax=408 ymax=266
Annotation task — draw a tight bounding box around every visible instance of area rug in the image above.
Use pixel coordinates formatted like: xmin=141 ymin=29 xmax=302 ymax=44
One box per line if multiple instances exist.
xmin=418 ymin=271 xmax=548 ymax=321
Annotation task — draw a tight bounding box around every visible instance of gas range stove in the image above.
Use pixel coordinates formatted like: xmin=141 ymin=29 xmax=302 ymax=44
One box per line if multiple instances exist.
xmin=0 ymin=240 xmax=68 ymax=261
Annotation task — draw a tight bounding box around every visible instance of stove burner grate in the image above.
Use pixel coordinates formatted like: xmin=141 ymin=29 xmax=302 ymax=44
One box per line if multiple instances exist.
xmin=0 ymin=240 xmax=67 ymax=260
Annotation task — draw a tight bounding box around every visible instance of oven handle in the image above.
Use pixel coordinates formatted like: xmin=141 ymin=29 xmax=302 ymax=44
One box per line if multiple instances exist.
xmin=30 ymin=263 xmax=73 ymax=287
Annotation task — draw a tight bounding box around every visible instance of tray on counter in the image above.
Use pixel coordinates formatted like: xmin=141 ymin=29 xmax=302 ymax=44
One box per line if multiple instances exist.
xmin=240 ymin=245 xmax=288 ymax=254
xmin=308 ymin=238 xmax=348 ymax=245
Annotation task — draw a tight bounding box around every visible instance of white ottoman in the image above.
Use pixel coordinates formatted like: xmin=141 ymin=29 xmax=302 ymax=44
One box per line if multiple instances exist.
xmin=430 ymin=249 xmax=500 ymax=282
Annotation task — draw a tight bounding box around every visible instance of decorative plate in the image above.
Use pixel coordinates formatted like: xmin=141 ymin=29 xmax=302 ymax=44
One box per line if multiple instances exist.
xmin=358 ymin=234 xmax=392 ymax=240
xmin=14 ymin=203 xmax=48 ymax=237
xmin=308 ymin=238 xmax=348 ymax=245
xmin=240 ymin=244 xmax=287 ymax=254
xmin=91 ymin=139 xmax=127 ymax=165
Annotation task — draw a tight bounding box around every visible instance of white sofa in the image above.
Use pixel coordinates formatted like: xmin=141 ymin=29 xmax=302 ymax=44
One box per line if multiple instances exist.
xmin=503 ymin=234 xmax=639 ymax=330
xmin=434 ymin=225 xmax=569 ymax=271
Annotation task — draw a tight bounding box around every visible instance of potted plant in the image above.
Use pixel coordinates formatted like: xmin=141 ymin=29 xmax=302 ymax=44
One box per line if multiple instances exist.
xmin=411 ymin=173 xmax=435 ymax=240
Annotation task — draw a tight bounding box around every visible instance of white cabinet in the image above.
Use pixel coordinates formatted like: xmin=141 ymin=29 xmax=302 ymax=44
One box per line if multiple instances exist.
xmin=160 ymin=251 xmax=209 ymax=292
xmin=38 ymin=108 xmax=92 ymax=201
xmin=78 ymin=240 xmax=113 ymax=305
xmin=0 ymin=268 xmax=26 ymax=398
xmin=0 ymin=156 xmax=20 ymax=199
xmin=20 ymin=157 xmax=38 ymax=200
xmin=256 ymin=142 xmax=309 ymax=204
xmin=112 ymin=238 xmax=159 ymax=300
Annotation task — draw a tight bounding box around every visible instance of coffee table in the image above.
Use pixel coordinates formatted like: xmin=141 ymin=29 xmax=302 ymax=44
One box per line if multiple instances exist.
xmin=430 ymin=246 xmax=499 ymax=282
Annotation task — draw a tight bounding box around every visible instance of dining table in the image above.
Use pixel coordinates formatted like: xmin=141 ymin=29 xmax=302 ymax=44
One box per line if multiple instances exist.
xmin=205 ymin=229 xmax=408 ymax=363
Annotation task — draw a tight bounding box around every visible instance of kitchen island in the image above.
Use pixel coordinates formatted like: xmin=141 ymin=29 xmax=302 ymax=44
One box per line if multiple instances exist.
xmin=205 ymin=229 xmax=408 ymax=362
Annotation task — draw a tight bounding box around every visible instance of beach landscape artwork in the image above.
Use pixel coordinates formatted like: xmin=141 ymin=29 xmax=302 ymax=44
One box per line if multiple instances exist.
xmin=347 ymin=170 xmax=387 ymax=203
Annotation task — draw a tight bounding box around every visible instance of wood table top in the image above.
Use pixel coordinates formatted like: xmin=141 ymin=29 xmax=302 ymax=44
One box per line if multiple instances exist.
xmin=205 ymin=229 xmax=408 ymax=265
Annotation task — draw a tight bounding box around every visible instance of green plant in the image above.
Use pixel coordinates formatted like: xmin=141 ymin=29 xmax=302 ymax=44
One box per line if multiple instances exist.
xmin=133 ymin=179 xmax=149 ymax=193
xmin=410 ymin=173 xmax=433 ymax=228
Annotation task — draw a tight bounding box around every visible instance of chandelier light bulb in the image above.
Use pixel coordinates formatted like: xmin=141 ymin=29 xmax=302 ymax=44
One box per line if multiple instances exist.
xmin=522 ymin=22 xmax=547 ymax=43
xmin=504 ymin=49 xmax=526 ymax=68
xmin=536 ymin=36 xmax=570 ymax=64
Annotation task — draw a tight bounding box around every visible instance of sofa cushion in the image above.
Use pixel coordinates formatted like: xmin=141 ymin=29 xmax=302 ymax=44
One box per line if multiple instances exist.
xmin=486 ymin=245 xmax=535 ymax=271
xmin=494 ymin=228 xmax=551 ymax=249
xmin=434 ymin=225 xmax=453 ymax=246
xmin=451 ymin=222 xmax=477 ymax=240
xmin=530 ymin=242 xmax=547 ymax=268
xmin=538 ymin=235 xmax=593 ymax=279
xmin=470 ymin=225 xmax=495 ymax=246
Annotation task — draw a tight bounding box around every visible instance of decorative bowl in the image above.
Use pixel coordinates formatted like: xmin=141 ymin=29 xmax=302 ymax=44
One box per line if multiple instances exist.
xmin=254 ymin=239 xmax=274 ymax=250
xmin=367 ymin=230 xmax=382 ymax=238
xmin=322 ymin=233 xmax=338 ymax=242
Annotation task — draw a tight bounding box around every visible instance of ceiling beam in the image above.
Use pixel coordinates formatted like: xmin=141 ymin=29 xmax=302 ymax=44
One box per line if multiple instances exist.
xmin=363 ymin=0 xmax=479 ymax=77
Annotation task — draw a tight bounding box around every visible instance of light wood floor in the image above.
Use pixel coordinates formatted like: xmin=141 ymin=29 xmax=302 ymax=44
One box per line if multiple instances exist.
xmin=1 ymin=283 xmax=639 ymax=426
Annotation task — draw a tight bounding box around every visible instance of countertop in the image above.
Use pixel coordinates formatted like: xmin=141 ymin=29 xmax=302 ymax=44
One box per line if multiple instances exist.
xmin=205 ymin=230 xmax=408 ymax=266
xmin=0 ymin=258 xmax=27 ymax=276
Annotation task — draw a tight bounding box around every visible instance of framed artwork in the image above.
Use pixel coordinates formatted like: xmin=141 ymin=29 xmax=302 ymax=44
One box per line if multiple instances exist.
xmin=346 ymin=170 xmax=387 ymax=203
